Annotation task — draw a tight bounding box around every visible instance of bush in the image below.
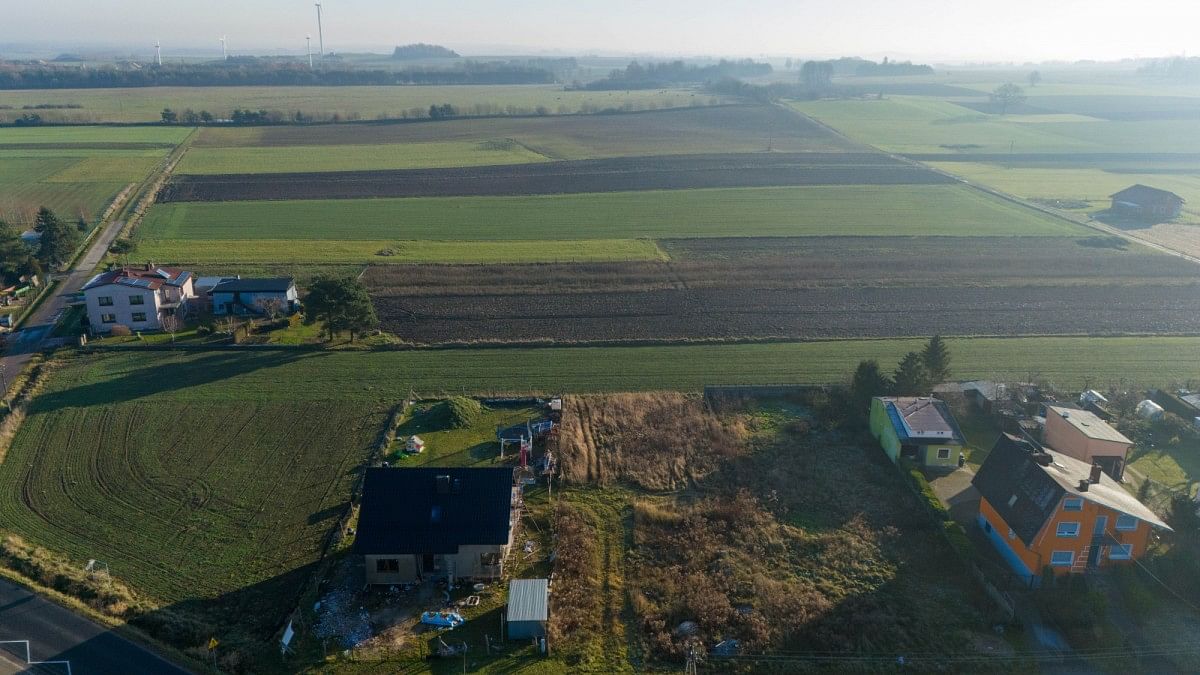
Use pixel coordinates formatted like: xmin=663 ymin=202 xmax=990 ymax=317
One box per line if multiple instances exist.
xmin=108 ymin=325 xmax=132 ymax=337
xmin=445 ymin=396 xmax=483 ymax=429
xmin=908 ymin=468 xmax=948 ymax=519
xmin=109 ymin=238 xmax=137 ymax=255
xmin=195 ymin=325 xmax=212 ymax=336
xmin=943 ymin=521 xmax=972 ymax=559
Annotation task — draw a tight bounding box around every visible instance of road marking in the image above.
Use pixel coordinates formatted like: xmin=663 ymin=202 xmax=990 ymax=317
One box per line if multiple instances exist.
xmin=0 ymin=640 xmax=72 ymax=675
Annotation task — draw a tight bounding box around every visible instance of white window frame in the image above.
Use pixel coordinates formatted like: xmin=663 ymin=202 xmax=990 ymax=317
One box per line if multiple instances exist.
xmin=100 ymin=313 xmax=116 ymax=324
xmin=129 ymin=294 xmax=145 ymax=306
xmin=97 ymin=296 xmax=114 ymax=307
xmin=1063 ymin=497 xmax=1083 ymax=511
xmin=1056 ymin=522 xmax=1080 ymax=537
xmin=1115 ymin=515 xmax=1138 ymax=531
xmin=131 ymin=312 xmax=148 ymax=323
xmin=1050 ymin=551 xmax=1074 ymax=567
xmin=937 ymin=447 xmax=951 ymax=459
xmin=1109 ymin=544 xmax=1133 ymax=560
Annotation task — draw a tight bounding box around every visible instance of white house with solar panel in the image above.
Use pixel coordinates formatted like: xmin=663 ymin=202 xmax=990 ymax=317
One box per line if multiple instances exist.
xmin=82 ymin=265 xmax=196 ymax=333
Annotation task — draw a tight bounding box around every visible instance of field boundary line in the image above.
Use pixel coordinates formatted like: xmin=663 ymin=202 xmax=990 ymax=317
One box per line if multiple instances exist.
xmin=118 ymin=127 xmax=198 ymax=240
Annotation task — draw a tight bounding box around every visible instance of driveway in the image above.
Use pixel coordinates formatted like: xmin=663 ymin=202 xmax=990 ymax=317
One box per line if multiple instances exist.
xmin=0 ymin=577 xmax=192 ymax=674
xmin=925 ymin=465 xmax=980 ymax=526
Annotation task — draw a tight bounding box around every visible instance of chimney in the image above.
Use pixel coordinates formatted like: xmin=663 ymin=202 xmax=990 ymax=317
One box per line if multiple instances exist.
xmin=1090 ymin=464 xmax=1103 ymax=484
xmin=1078 ymin=479 xmax=1090 ymax=492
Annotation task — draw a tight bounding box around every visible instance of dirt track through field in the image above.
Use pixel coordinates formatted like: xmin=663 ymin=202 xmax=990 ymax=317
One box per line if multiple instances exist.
xmin=159 ymin=152 xmax=952 ymax=202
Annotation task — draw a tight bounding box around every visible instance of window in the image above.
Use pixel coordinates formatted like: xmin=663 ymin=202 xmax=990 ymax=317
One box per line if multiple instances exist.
xmin=1007 ymin=494 xmax=1019 ymax=507
xmin=1109 ymin=544 xmax=1133 ymax=560
xmin=1063 ymin=497 xmax=1083 ymax=511
xmin=937 ymin=447 xmax=951 ymax=459
xmin=1056 ymin=522 xmax=1080 ymax=537
xmin=97 ymin=296 xmax=113 ymax=307
xmin=375 ymin=558 xmax=399 ymax=573
xmin=100 ymin=313 xmax=116 ymax=324
xmin=131 ymin=312 xmax=147 ymax=323
xmin=1050 ymin=551 xmax=1074 ymax=567
xmin=129 ymin=294 xmax=145 ymax=306
xmin=1115 ymin=515 xmax=1138 ymax=531
xmin=1007 ymin=528 xmax=1016 ymax=540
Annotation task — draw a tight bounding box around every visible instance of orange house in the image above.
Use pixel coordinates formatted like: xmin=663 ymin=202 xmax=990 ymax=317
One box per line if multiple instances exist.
xmin=973 ymin=434 xmax=1169 ymax=586
xmin=1043 ymin=405 xmax=1131 ymax=481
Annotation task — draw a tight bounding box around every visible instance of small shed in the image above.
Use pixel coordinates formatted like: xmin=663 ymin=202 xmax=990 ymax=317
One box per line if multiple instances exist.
xmin=1110 ymin=185 xmax=1185 ymax=220
xmin=507 ymin=579 xmax=549 ymax=640
xmin=405 ymin=435 xmax=425 ymax=454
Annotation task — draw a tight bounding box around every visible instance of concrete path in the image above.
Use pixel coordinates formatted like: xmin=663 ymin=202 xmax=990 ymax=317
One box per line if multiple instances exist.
xmin=0 ymin=577 xmax=192 ymax=674
xmin=926 ymin=465 xmax=980 ymax=526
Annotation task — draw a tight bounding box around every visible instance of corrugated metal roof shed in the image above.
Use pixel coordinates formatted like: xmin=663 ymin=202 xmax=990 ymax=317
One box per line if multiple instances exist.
xmin=507 ymin=579 xmax=549 ymax=623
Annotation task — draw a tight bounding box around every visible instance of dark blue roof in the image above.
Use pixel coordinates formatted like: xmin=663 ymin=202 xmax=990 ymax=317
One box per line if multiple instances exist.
xmin=354 ymin=467 xmax=513 ymax=555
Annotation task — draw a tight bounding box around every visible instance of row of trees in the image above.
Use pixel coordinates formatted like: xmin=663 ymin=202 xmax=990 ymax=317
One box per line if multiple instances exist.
xmin=0 ymin=60 xmax=556 ymax=89
xmin=582 ymin=59 xmax=772 ymax=90
xmin=849 ymin=336 xmax=952 ymax=412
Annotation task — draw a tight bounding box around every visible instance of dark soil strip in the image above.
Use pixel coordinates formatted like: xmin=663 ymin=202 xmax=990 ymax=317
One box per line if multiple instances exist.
xmin=160 ymin=153 xmax=953 ymax=202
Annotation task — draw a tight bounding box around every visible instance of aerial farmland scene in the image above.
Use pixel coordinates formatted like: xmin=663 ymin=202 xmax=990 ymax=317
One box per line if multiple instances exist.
xmin=2 ymin=2 xmax=1200 ymax=674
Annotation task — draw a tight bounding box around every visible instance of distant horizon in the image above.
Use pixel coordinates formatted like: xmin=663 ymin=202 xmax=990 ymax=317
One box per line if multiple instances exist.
xmin=3 ymin=0 xmax=1197 ymax=65
xmin=0 ymin=41 xmax=1186 ymax=69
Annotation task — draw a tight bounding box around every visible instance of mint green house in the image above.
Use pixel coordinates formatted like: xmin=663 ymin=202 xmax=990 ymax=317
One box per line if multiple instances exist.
xmin=870 ymin=397 xmax=965 ymax=468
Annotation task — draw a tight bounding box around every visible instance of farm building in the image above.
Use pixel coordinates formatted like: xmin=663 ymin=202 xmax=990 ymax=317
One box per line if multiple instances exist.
xmin=210 ymin=277 xmax=298 ymax=317
xmin=354 ymin=467 xmax=516 ymax=586
xmin=1042 ymin=406 xmax=1131 ymax=481
xmin=506 ymin=579 xmax=549 ymax=640
xmin=869 ymin=397 xmax=965 ymax=468
xmin=973 ymin=434 xmax=1170 ymax=586
xmin=81 ymin=264 xmax=195 ymax=333
xmin=1110 ymin=184 xmax=1184 ymax=220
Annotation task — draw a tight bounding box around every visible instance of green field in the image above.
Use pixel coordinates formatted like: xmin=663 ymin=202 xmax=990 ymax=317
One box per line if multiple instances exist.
xmin=927 ymin=161 xmax=1200 ymax=222
xmin=0 ymin=127 xmax=188 ymax=225
xmin=0 ymin=351 xmax=389 ymax=649
xmin=0 ymin=85 xmax=723 ymax=124
xmin=33 ymin=337 xmax=1200 ymax=400
xmin=141 ymin=184 xmax=1084 ymax=245
xmin=133 ymin=237 xmax=666 ymax=265
xmin=791 ymin=97 xmax=1200 ymax=154
xmin=176 ymin=139 xmax=549 ymax=174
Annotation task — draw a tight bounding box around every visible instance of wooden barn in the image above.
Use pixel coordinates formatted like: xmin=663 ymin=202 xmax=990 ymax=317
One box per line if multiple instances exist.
xmin=1110 ymin=184 xmax=1184 ymax=220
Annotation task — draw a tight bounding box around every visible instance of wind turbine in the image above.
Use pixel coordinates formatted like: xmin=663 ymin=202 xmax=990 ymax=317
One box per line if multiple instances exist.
xmin=314 ymin=3 xmax=324 ymax=56
xmin=219 ymin=35 xmax=227 ymax=60
xmin=154 ymin=40 xmax=161 ymax=66
xmin=306 ymin=34 xmax=313 ymax=69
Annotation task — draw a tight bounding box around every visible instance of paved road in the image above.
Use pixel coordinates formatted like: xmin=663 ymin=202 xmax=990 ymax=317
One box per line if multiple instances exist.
xmin=0 ymin=577 xmax=192 ymax=674
xmin=0 ymin=220 xmax=125 ymax=397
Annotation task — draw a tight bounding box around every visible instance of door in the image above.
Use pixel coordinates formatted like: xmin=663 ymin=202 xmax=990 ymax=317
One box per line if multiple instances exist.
xmin=422 ymin=553 xmax=435 ymax=573
xmin=1088 ymin=515 xmax=1108 ymax=568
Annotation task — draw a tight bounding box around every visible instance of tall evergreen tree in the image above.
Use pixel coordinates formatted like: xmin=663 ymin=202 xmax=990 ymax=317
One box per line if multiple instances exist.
xmin=850 ymin=359 xmax=893 ymax=414
xmin=0 ymin=220 xmax=35 ymax=284
xmin=893 ymin=352 xmax=931 ymax=396
xmin=35 ymin=207 xmax=78 ymax=270
xmin=921 ymin=335 xmax=952 ymax=384
xmin=303 ymin=275 xmax=378 ymax=342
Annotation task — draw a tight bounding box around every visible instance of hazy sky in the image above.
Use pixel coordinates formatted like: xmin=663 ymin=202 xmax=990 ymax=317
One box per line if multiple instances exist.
xmin=4 ymin=0 xmax=1198 ymax=62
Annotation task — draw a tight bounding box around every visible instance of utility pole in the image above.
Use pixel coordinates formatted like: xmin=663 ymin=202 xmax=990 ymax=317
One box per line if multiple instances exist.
xmin=306 ymin=34 xmax=313 ymax=69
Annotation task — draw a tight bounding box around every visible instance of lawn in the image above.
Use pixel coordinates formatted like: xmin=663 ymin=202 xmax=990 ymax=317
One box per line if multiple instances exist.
xmin=176 ymin=140 xmax=550 ymax=175
xmin=0 ymin=351 xmax=390 ymax=654
xmin=139 ymin=185 xmax=1085 ymax=244
xmin=386 ymin=401 xmax=545 ymax=468
xmin=132 ymin=238 xmax=667 ymax=265
xmin=0 ymin=86 xmax=721 ymax=123
xmin=0 ymin=125 xmax=192 ymax=146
